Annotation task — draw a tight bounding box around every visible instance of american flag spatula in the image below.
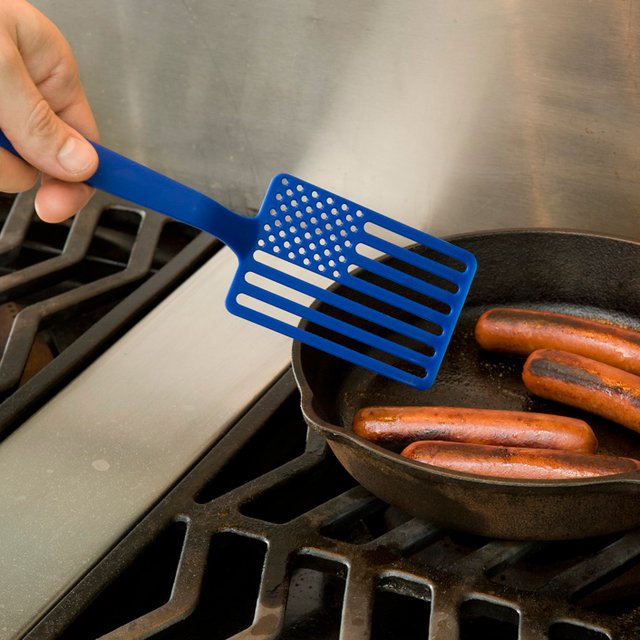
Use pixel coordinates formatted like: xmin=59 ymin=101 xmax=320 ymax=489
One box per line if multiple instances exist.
xmin=0 ymin=132 xmax=476 ymax=389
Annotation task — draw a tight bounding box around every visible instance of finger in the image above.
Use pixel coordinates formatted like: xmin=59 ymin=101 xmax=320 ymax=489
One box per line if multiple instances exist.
xmin=0 ymin=40 xmax=98 ymax=183
xmin=31 ymin=51 xmax=100 ymax=144
xmin=34 ymin=176 xmax=95 ymax=223
xmin=13 ymin=0 xmax=99 ymax=140
xmin=0 ymin=147 xmax=38 ymax=192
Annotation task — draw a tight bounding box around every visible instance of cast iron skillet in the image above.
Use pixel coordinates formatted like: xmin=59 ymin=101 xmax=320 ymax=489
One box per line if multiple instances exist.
xmin=292 ymin=229 xmax=640 ymax=541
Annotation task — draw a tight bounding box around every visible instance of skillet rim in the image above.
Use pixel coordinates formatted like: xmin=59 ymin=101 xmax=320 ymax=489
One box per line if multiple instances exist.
xmin=291 ymin=227 xmax=640 ymax=491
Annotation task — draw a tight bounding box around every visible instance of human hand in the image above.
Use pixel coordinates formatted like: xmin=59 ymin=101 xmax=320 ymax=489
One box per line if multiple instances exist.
xmin=0 ymin=0 xmax=99 ymax=222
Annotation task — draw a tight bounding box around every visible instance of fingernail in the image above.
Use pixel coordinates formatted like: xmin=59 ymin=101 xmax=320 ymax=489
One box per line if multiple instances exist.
xmin=57 ymin=137 xmax=95 ymax=175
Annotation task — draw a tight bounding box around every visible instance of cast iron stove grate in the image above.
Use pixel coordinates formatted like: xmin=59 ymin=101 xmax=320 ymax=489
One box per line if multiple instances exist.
xmin=24 ymin=371 xmax=640 ymax=640
xmin=0 ymin=190 xmax=216 ymax=441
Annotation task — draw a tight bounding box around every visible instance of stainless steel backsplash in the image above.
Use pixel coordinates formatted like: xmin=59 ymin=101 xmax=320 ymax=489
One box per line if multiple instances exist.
xmin=32 ymin=1 xmax=640 ymax=239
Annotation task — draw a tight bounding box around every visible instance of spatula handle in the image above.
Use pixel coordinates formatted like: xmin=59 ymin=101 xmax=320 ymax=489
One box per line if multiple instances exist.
xmin=0 ymin=131 xmax=256 ymax=254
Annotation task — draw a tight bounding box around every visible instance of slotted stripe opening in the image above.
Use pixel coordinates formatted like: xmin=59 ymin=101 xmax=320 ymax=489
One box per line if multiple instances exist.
xmin=244 ymin=268 xmax=442 ymax=344
xmin=235 ymin=282 xmax=434 ymax=378
xmin=356 ymin=238 xmax=461 ymax=296
xmin=363 ymin=221 xmax=469 ymax=274
xmin=340 ymin=269 xmax=448 ymax=335
xmin=239 ymin=248 xmax=446 ymax=367
xmin=248 ymin=251 xmax=446 ymax=340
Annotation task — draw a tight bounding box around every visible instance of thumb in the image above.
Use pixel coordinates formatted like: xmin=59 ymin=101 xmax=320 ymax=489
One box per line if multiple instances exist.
xmin=4 ymin=102 xmax=98 ymax=183
xmin=0 ymin=46 xmax=98 ymax=182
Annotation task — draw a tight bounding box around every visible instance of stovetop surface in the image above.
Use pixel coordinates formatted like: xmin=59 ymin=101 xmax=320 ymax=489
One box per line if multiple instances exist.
xmin=0 ymin=192 xmax=639 ymax=640
xmin=26 ymin=371 xmax=640 ymax=640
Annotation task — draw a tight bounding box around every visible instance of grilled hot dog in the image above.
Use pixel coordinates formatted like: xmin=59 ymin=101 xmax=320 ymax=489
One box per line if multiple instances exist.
xmin=352 ymin=406 xmax=598 ymax=453
xmin=523 ymin=349 xmax=640 ymax=434
xmin=400 ymin=440 xmax=640 ymax=479
xmin=475 ymin=308 xmax=640 ymax=375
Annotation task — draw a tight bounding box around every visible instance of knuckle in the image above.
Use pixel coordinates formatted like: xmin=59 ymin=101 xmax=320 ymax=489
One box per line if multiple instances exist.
xmin=25 ymin=98 xmax=59 ymax=141
xmin=54 ymin=65 xmax=78 ymax=91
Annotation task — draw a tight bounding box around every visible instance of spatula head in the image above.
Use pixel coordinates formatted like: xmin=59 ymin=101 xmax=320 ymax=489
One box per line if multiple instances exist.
xmin=225 ymin=173 xmax=477 ymax=389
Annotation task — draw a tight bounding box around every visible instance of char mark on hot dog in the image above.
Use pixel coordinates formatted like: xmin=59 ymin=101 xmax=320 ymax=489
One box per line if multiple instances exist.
xmin=523 ymin=349 xmax=640 ymax=434
xmin=475 ymin=307 xmax=640 ymax=375
xmin=401 ymin=440 xmax=640 ymax=480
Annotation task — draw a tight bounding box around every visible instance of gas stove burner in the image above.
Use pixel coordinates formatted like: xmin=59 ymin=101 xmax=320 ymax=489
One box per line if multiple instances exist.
xmin=0 ymin=301 xmax=54 ymax=385
xmin=0 ymin=189 xmax=214 ymax=441
xmin=26 ymin=372 xmax=640 ymax=640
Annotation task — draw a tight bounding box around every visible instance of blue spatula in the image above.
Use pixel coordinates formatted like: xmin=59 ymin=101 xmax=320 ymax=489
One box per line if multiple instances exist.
xmin=0 ymin=131 xmax=476 ymax=389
